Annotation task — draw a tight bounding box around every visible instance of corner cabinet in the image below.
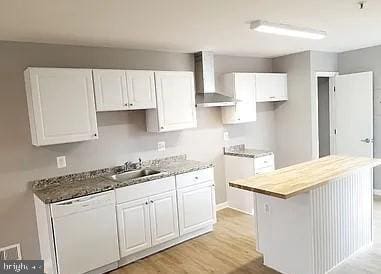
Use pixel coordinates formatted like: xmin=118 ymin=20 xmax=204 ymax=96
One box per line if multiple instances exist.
xmin=255 ymin=73 xmax=287 ymax=102
xmin=93 ymin=69 xmax=156 ymax=111
xmin=221 ymin=73 xmax=257 ymax=124
xmin=24 ymin=67 xmax=98 ymax=146
xmin=146 ymin=71 xmax=197 ymax=132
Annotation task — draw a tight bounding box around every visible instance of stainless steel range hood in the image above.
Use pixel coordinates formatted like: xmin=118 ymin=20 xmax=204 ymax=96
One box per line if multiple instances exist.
xmin=194 ymin=51 xmax=237 ymax=107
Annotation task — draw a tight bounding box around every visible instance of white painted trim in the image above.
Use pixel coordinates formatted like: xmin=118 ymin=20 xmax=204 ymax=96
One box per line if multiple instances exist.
xmin=374 ymin=189 xmax=381 ymax=196
xmin=216 ymin=202 xmax=229 ymax=211
xmin=311 ymin=71 xmax=338 ymax=159
xmin=227 ymin=205 xmax=254 ymax=216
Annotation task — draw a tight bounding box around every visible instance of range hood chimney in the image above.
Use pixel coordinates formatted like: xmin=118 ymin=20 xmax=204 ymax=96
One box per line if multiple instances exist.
xmin=194 ymin=51 xmax=237 ymax=107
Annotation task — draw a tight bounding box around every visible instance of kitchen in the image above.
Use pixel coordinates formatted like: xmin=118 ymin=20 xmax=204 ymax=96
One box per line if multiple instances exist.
xmin=1 ymin=1 xmax=381 ymax=274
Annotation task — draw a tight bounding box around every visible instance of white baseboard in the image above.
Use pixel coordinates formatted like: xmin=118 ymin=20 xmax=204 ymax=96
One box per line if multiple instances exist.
xmin=374 ymin=189 xmax=381 ymax=196
xmin=216 ymin=202 xmax=229 ymax=211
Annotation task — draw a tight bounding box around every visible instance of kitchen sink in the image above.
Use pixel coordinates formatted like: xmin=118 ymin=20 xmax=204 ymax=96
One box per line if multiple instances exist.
xmin=106 ymin=168 xmax=162 ymax=182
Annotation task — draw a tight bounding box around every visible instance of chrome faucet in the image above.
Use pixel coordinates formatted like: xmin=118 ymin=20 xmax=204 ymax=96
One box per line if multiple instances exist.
xmin=124 ymin=158 xmax=142 ymax=171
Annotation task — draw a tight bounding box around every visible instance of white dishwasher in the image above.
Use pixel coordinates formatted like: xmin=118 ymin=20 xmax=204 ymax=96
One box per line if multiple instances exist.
xmin=51 ymin=191 xmax=120 ymax=274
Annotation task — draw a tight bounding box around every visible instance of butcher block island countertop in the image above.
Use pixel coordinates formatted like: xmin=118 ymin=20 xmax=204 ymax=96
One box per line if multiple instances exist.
xmin=229 ymin=155 xmax=381 ymax=199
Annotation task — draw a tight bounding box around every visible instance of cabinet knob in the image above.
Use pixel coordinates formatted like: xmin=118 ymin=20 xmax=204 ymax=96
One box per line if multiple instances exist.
xmin=94 ymin=133 xmax=97 ymax=137
xmin=160 ymin=126 xmax=164 ymax=129
xmin=150 ymin=200 xmax=154 ymax=203
xmin=145 ymin=201 xmax=149 ymax=205
xmin=269 ymin=96 xmax=275 ymax=99
xmin=194 ymin=176 xmax=199 ymax=180
xmin=124 ymin=103 xmax=128 ymax=106
xmin=129 ymin=103 xmax=133 ymax=106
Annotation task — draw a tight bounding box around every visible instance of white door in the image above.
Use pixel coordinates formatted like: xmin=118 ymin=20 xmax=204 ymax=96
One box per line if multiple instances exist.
xmin=93 ymin=69 xmax=128 ymax=111
xmin=154 ymin=71 xmax=197 ymax=131
xmin=25 ymin=68 xmax=98 ymax=146
xmin=177 ymin=182 xmax=216 ymax=236
xmin=149 ymin=191 xmax=179 ymax=246
xmin=334 ymin=72 xmax=373 ymax=157
xmin=256 ymin=73 xmax=288 ymax=102
xmin=234 ymin=73 xmax=256 ymax=123
xmin=126 ymin=70 xmax=156 ymax=109
xmin=116 ymin=198 xmax=151 ymax=257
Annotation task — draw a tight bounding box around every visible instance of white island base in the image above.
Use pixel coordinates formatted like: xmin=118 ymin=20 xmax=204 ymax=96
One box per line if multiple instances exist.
xmin=254 ymin=169 xmax=373 ymax=274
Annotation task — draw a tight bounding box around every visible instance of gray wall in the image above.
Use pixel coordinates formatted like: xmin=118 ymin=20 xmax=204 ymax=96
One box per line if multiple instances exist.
xmin=272 ymin=51 xmax=312 ymax=168
xmin=318 ymin=77 xmax=330 ymax=157
xmin=272 ymin=51 xmax=337 ymax=168
xmin=339 ymin=45 xmax=381 ymax=189
xmin=0 ymin=41 xmax=275 ymax=259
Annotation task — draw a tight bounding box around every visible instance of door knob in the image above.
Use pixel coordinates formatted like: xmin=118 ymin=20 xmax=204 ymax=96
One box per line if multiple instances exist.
xmin=360 ymin=138 xmax=373 ymax=143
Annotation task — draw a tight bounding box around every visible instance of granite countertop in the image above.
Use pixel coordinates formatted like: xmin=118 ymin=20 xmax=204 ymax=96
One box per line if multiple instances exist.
xmin=224 ymin=144 xmax=273 ymax=158
xmin=32 ymin=155 xmax=213 ymax=204
xmin=230 ymin=155 xmax=381 ymax=199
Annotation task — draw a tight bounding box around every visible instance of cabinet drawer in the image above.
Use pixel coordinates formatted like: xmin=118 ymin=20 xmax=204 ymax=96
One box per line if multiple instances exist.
xmin=115 ymin=176 xmax=175 ymax=204
xmin=176 ymin=168 xmax=214 ymax=189
xmin=255 ymin=165 xmax=274 ymax=175
xmin=254 ymin=155 xmax=274 ymax=170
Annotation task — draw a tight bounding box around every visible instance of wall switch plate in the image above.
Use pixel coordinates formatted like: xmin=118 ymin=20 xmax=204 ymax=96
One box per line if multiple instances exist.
xmin=157 ymin=141 xmax=166 ymax=152
xmin=56 ymin=156 xmax=66 ymax=168
xmin=223 ymin=131 xmax=229 ymax=141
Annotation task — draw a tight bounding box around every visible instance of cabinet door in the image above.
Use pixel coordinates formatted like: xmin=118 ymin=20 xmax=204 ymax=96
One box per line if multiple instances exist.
xmin=116 ymin=198 xmax=151 ymax=257
xmin=25 ymin=68 xmax=98 ymax=146
xmin=234 ymin=73 xmax=256 ymax=123
xmin=154 ymin=71 xmax=197 ymax=131
xmin=256 ymin=73 xmax=288 ymax=102
xmin=177 ymin=182 xmax=216 ymax=236
xmin=126 ymin=70 xmax=156 ymax=109
xmin=93 ymin=69 xmax=128 ymax=111
xmin=149 ymin=191 xmax=179 ymax=246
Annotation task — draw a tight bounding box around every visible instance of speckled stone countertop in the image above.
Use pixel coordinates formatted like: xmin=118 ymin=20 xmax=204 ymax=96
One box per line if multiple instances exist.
xmin=224 ymin=144 xmax=273 ymax=158
xmin=32 ymin=155 xmax=213 ymax=204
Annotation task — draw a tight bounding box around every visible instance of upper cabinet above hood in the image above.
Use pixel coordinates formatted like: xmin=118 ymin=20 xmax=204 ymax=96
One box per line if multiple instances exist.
xmin=194 ymin=51 xmax=237 ymax=107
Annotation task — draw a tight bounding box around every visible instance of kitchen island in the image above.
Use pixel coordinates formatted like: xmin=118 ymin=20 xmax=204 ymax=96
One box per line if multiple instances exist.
xmin=230 ymin=155 xmax=381 ymax=274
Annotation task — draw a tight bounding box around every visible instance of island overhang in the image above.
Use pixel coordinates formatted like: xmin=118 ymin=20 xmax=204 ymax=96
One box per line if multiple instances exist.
xmin=229 ymin=155 xmax=381 ymax=199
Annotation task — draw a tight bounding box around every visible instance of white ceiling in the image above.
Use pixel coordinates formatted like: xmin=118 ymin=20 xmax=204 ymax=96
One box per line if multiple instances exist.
xmin=0 ymin=0 xmax=380 ymax=57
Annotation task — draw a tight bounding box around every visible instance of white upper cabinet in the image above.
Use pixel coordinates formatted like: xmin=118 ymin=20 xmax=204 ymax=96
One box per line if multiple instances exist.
xmin=126 ymin=70 xmax=156 ymax=110
xmin=93 ymin=69 xmax=129 ymax=111
xmin=24 ymin=67 xmax=98 ymax=146
xmin=255 ymin=73 xmax=288 ymax=102
xmin=146 ymin=71 xmax=197 ymax=132
xmin=93 ymin=69 xmax=156 ymax=111
xmin=221 ymin=73 xmax=256 ymax=124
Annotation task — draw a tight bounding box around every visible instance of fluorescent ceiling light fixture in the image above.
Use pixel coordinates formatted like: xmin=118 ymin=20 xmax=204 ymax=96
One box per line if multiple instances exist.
xmin=250 ymin=20 xmax=327 ymax=40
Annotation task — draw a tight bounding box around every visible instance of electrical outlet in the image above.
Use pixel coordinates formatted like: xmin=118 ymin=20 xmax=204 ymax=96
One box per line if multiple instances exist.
xmin=264 ymin=203 xmax=271 ymax=215
xmin=157 ymin=141 xmax=166 ymax=152
xmin=223 ymin=131 xmax=230 ymax=141
xmin=56 ymin=156 xmax=66 ymax=168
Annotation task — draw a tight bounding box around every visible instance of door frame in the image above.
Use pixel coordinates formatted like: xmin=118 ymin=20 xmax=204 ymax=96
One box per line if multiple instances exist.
xmin=311 ymin=71 xmax=338 ymax=159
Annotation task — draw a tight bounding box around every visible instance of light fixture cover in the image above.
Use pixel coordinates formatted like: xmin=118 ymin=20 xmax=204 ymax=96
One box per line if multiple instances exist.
xmin=250 ymin=20 xmax=327 ymax=40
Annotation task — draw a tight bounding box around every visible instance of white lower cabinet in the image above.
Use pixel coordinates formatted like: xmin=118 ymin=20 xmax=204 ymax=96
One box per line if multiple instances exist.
xmin=116 ymin=198 xmax=152 ymax=257
xmin=149 ymin=191 xmax=179 ymax=246
xmin=225 ymin=154 xmax=274 ymax=215
xmin=115 ymin=176 xmax=180 ymax=259
xmin=177 ymin=181 xmax=216 ymax=235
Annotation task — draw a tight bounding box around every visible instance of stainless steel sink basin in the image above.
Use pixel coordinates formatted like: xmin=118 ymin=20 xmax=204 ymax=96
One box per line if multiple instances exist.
xmin=106 ymin=168 xmax=162 ymax=182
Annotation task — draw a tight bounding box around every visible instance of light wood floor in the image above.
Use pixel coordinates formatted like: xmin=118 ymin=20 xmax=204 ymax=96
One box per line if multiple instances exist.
xmin=110 ymin=197 xmax=381 ymax=274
